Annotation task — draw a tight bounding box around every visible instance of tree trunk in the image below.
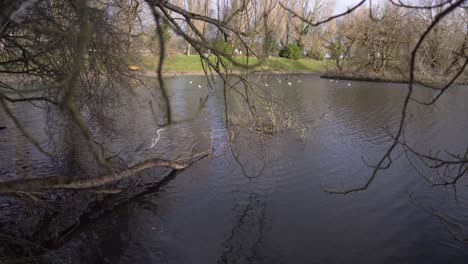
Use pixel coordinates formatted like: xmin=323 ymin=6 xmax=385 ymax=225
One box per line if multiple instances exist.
xmin=185 ymin=43 xmax=191 ymax=55
xmin=0 ymin=158 xmax=190 ymax=193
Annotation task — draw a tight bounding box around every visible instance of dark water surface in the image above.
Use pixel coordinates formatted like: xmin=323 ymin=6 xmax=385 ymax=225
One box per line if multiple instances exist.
xmin=1 ymin=74 xmax=468 ymax=263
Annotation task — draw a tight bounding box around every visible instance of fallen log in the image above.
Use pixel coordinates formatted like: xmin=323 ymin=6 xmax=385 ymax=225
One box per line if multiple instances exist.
xmin=0 ymin=153 xmax=210 ymax=260
xmin=44 ymin=152 xmax=209 ymax=251
xmin=0 ymin=158 xmax=188 ymax=194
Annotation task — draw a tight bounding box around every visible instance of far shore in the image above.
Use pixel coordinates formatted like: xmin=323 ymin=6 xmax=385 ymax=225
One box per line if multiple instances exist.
xmin=2 ymin=69 xmax=466 ymax=86
xmin=320 ymin=72 xmax=408 ymax=84
xmin=142 ymin=71 xmax=468 ymax=86
xmin=141 ymin=70 xmax=323 ymax=78
xmin=321 ymin=71 xmax=468 ymax=85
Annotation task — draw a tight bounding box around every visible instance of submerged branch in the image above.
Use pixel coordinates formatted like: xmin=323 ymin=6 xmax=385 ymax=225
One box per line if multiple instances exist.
xmin=0 ymin=158 xmax=193 ymax=194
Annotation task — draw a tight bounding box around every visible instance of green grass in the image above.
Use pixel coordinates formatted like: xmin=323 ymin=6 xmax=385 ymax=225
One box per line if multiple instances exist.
xmin=140 ymin=55 xmax=327 ymax=73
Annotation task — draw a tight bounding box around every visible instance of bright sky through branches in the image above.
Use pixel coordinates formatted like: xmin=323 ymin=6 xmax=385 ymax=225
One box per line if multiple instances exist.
xmin=335 ymin=0 xmax=366 ymax=12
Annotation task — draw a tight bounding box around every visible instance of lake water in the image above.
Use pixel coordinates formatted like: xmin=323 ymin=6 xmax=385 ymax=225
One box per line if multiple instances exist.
xmin=1 ymin=74 xmax=468 ymax=263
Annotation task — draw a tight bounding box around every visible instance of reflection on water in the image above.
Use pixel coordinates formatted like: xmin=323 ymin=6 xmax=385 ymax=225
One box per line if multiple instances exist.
xmin=2 ymin=74 xmax=468 ymax=263
xmin=218 ymin=192 xmax=267 ymax=264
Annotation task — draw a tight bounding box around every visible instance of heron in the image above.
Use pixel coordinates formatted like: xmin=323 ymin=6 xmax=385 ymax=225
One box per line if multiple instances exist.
xmin=136 ymin=128 xmax=166 ymax=152
xmin=149 ymin=128 xmax=166 ymax=149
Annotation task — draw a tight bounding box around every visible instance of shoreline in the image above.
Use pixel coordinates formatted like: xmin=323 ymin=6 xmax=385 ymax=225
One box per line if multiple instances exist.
xmin=141 ymin=70 xmax=323 ymax=78
xmin=2 ymin=70 xmax=466 ymax=85
xmin=320 ymin=71 xmax=468 ymax=85
xmin=140 ymin=70 xmax=467 ymax=85
xmin=320 ymin=72 xmax=408 ymax=84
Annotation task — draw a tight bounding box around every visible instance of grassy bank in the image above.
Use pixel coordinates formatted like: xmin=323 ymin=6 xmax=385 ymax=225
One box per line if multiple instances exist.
xmin=140 ymin=55 xmax=327 ymax=74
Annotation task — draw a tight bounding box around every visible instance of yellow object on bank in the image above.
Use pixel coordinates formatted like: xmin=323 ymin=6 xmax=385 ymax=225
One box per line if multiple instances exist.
xmin=128 ymin=65 xmax=140 ymax=71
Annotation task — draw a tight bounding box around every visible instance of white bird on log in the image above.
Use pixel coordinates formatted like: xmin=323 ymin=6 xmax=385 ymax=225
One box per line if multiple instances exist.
xmin=137 ymin=128 xmax=166 ymax=151
xmin=149 ymin=128 xmax=166 ymax=149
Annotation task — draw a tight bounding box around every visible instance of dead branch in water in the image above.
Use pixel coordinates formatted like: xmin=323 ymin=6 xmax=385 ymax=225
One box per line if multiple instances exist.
xmin=0 ymin=156 xmax=207 ymax=194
